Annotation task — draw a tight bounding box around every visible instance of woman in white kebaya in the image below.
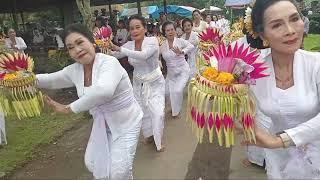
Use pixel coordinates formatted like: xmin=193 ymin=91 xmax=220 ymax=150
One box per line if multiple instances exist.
xmin=37 ymin=23 xmax=143 ymax=180
xmin=5 ymin=28 xmax=27 ymax=53
xmin=192 ymin=10 xmax=208 ymax=34
xmin=111 ymin=15 xmax=165 ymax=152
xmin=181 ymin=18 xmax=199 ymax=78
xmin=115 ymin=20 xmax=128 ymax=46
xmin=243 ymin=0 xmax=320 ymax=179
xmin=160 ymin=21 xmax=194 ymax=118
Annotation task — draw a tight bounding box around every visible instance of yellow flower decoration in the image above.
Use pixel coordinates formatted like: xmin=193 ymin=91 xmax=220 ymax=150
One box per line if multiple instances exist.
xmin=202 ymin=67 xmax=219 ymax=81
xmin=95 ymin=39 xmax=104 ymax=46
xmin=215 ymin=72 xmax=235 ymax=85
xmin=3 ymin=73 xmax=17 ymax=80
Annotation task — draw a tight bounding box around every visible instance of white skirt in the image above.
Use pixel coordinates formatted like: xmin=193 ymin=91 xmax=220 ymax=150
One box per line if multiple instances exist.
xmin=265 ymin=142 xmax=320 ymax=179
xmin=0 ymin=113 xmax=6 ymax=145
xmin=133 ymin=76 xmax=165 ymax=151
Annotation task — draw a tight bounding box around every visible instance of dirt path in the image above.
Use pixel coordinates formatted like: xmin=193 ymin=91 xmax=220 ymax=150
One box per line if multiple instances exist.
xmin=9 ymin=93 xmax=266 ymax=180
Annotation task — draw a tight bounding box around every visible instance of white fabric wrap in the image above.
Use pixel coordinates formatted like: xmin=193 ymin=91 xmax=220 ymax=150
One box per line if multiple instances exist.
xmin=133 ymin=67 xmax=162 ymax=106
xmin=84 ymin=90 xmax=134 ymax=179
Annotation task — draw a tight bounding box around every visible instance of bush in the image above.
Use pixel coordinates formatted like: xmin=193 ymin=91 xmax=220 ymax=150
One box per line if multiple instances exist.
xmin=46 ymin=50 xmax=73 ymax=73
xmin=309 ymin=14 xmax=320 ymax=34
xmin=309 ymin=20 xmax=320 ymax=34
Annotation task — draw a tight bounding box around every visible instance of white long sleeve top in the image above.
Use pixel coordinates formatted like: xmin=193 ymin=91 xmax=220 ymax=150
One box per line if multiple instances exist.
xmin=36 ymin=53 xmax=142 ymax=139
xmin=160 ymin=37 xmax=194 ymax=69
xmin=252 ymin=50 xmax=320 ymax=147
xmin=115 ymin=28 xmax=129 ymax=45
xmin=112 ymin=36 xmax=160 ymax=76
xmin=192 ymin=21 xmax=208 ymax=34
xmin=5 ymin=37 xmax=27 ymax=53
xmin=181 ymin=31 xmax=199 ymax=47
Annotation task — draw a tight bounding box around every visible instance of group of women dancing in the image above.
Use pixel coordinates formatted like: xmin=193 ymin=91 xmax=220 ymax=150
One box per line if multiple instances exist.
xmin=1 ymin=0 xmax=319 ymax=179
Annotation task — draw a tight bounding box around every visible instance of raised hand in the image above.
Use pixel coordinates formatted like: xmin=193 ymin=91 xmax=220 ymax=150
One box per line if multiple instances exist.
xmin=170 ymin=46 xmax=183 ymax=55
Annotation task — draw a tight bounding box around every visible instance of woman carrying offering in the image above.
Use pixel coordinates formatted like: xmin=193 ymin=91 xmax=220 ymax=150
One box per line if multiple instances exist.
xmin=111 ymin=15 xmax=165 ymax=152
xmin=243 ymin=0 xmax=320 ymax=179
xmin=160 ymin=21 xmax=194 ymax=118
xmin=37 ymin=23 xmax=143 ymax=180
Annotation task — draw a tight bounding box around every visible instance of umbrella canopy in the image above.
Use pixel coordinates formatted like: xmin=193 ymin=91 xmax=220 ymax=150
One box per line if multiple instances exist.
xmin=119 ymin=6 xmax=158 ymax=17
xmin=200 ymin=6 xmax=223 ymax=14
xmin=224 ymin=0 xmax=253 ymax=7
xmin=151 ymin=5 xmax=196 ymax=19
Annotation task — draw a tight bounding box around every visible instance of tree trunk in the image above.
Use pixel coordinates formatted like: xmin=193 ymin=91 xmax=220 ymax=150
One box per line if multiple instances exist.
xmin=75 ymin=0 xmax=93 ymax=30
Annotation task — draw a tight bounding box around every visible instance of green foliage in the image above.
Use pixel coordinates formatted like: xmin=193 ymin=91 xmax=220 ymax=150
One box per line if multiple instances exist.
xmin=310 ymin=20 xmax=320 ymax=34
xmin=304 ymin=34 xmax=320 ymax=52
xmin=0 ymin=109 xmax=87 ymax=174
xmin=309 ymin=13 xmax=320 ymax=34
xmin=141 ymin=0 xmax=225 ymax=10
xmin=30 ymin=50 xmax=72 ymax=74
xmin=46 ymin=50 xmax=73 ymax=73
xmin=25 ymin=8 xmax=62 ymax=23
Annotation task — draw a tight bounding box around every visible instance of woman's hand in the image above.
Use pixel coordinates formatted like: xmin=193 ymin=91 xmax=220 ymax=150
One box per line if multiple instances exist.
xmin=171 ymin=46 xmax=184 ymax=55
xmin=241 ymin=117 xmax=283 ymax=149
xmin=241 ymin=126 xmax=284 ymax=149
xmin=44 ymin=95 xmax=72 ymax=114
xmin=110 ymin=43 xmax=121 ymax=52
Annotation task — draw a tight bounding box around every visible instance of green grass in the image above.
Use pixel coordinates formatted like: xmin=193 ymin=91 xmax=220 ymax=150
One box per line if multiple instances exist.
xmin=304 ymin=34 xmax=320 ymax=52
xmin=0 ymin=109 xmax=87 ymax=174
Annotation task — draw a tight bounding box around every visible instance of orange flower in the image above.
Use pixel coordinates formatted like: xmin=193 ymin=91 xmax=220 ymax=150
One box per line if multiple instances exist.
xmin=202 ymin=67 xmax=219 ymax=81
xmin=215 ymin=72 xmax=234 ymax=85
xmin=3 ymin=73 xmax=17 ymax=80
xmin=95 ymin=39 xmax=104 ymax=46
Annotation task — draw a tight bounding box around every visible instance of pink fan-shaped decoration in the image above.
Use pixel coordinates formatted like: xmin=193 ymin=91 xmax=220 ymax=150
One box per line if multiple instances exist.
xmin=94 ymin=27 xmax=112 ymax=40
xmin=231 ymin=42 xmax=268 ymax=79
xmin=199 ymin=28 xmax=224 ymax=44
xmin=204 ymin=42 xmax=268 ymax=80
xmin=0 ymin=52 xmax=30 ymax=71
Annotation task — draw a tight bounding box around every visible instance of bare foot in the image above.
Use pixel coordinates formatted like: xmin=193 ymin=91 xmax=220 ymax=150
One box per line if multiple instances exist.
xmin=157 ymin=144 xmax=166 ymax=152
xmin=242 ymin=158 xmax=252 ymax=168
xmin=172 ymin=113 xmax=181 ymax=119
xmin=143 ymin=136 xmax=154 ymax=145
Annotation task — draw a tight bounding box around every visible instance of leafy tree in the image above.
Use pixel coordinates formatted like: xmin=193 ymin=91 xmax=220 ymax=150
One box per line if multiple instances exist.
xmin=76 ymin=0 xmax=93 ymax=29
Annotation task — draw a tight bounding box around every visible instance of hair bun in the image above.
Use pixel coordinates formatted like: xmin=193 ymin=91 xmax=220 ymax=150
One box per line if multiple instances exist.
xmin=243 ymin=28 xmax=266 ymax=49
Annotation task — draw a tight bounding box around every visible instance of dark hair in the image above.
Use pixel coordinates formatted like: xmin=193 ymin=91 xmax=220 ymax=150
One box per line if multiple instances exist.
xmin=118 ymin=20 xmax=125 ymax=25
xmin=161 ymin=21 xmax=175 ymax=37
xmin=96 ymin=16 xmax=107 ymax=26
xmin=245 ymin=0 xmax=301 ymax=49
xmin=62 ymin=23 xmax=95 ymax=44
xmin=7 ymin=28 xmax=15 ymax=33
xmin=128 ymin=15 xmax=147 ymax=28
xmin=192 ymin=10 xmax=201 ymax=16
xmin=181 ymin=18 xmax=193 ymax=31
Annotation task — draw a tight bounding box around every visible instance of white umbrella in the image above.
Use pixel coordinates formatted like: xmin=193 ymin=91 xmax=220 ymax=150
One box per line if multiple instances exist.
xmin=210 ymin=6 xmax=223 ymax=11
xmin=200 ymin=6 xmax=223 ymax=13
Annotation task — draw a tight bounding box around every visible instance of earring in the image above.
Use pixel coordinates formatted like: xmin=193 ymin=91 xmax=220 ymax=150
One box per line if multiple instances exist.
xmin=263 ymin=40 xmax=269 ymax=47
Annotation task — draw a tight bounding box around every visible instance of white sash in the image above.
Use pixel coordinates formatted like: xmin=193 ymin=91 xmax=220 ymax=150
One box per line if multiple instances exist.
xmin=84 ymin=90 xmax=134 ymax=179
xmin=133 ymin=67 xmax=162 ymax=106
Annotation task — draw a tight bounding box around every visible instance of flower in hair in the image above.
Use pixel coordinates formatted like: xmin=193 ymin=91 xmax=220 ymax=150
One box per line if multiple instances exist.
xmin=244 ymin=7 xmax=258 ymax=39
